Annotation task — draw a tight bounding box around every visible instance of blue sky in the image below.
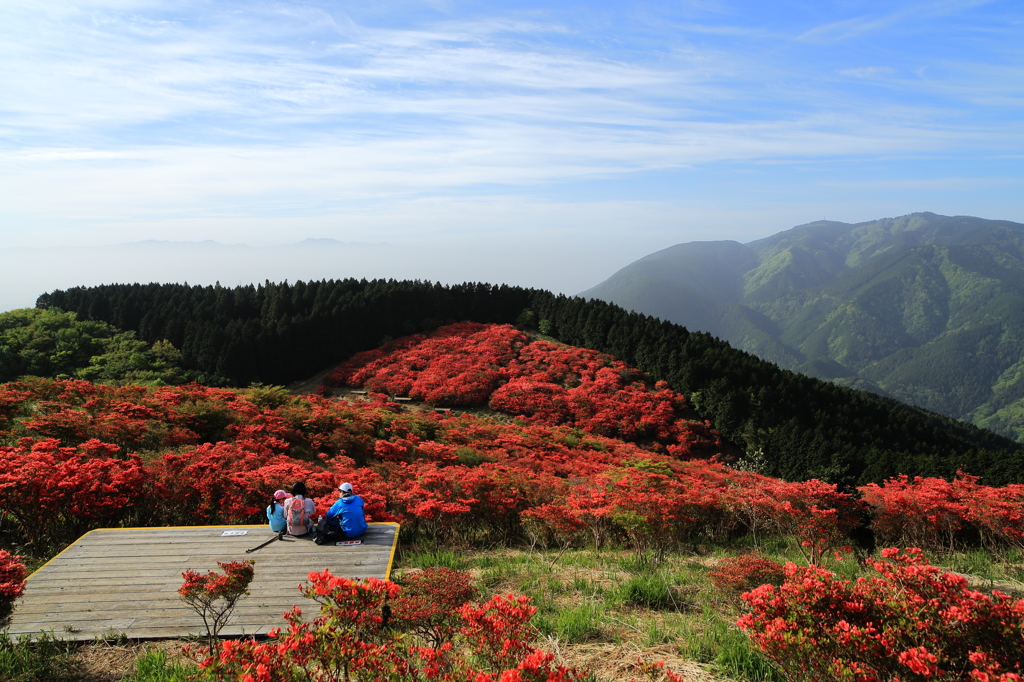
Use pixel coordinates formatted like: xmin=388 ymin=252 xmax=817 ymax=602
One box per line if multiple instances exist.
xmin=1 ymin=0 xmax=1022 ymax=299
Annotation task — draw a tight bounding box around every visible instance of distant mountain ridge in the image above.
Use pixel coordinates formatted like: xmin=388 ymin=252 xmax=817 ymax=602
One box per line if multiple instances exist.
xmin=582 ymin=212 xmax=1024 ymax=441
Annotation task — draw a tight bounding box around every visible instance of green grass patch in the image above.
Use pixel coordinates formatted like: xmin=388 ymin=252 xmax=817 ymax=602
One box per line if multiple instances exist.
xmin=618 ymin=552 xmax=663 ymax=575
xmin=713 ymin=625 xmax=782 ymax=682
xmin=403 ymin=548 xmax=466 ymax=570
xmin=618 ymin=574 xmax=674 ymax=610
xmin=395 ymin=545 xmax=812 ymax=681
xmin=552 ymin=598 xmax=606 ymax=638
xmin=122 ymin=649 xmax=199 ymax=682
xmin=0 ymin=631 xmax=80 ymax=682
xmin=946 ymin=549 xmax=998 ymax=580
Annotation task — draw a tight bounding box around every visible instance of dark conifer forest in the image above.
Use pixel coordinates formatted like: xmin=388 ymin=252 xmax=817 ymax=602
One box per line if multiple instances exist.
xmin=38 ymin=279 xmax=1023 ymax=486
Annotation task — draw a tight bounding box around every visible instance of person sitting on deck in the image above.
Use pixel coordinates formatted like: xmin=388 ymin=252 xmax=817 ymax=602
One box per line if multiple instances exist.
xmin=283 ymin=481 xmax=316 ymax=536
xmin=267 ymin=489 xmax=290 ymax=532
xmin=322 ymin=482 xmax=367 ymax=540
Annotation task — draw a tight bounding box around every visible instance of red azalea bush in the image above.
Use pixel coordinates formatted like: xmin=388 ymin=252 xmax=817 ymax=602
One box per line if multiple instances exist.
xmin=862 ymin=473 xmax=1024 ymax=554
xmin=0 ymin=437 xmax=146 ymax=550
xmin=198 ymin=570 xmax=588 ymax=682
xmin=332 ymin=323 xmax=527 ymax=406
xmin=329 ymin=323 xmax=721 ymax=456
xmin=738 ymin=548 xmax=1024 ymax=682
xmin=179 ymin=559 xmax=255 ymax=648
xmin=392 ymin=567 xmax=478 ymax=648
xmin=708 ymin=554 xmax=786 ymax=606
xmin=0 ymin=549 xmax=26 ymax=622
xmin=730 ymin=477 xmax=863 ymax=564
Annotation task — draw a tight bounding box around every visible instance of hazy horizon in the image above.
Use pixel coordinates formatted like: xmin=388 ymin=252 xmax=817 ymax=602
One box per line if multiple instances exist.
xmin=8 ymin=210 xmax=1023 ymax=315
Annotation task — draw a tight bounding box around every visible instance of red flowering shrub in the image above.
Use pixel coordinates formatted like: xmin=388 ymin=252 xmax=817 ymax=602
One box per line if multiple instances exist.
xmin=489 ymin=378 xmax=572 ymax=422
xmin=179 ymin=559 xmax=255 ymax=648
xmin=521 ymin=502 xmax=588 ymax=550
xmin=199 ymin=570 xmax=587 ymax=682
xmin=606 ymin=470 xmax=704 ymax=559
xmin=0 ymin=437 xmax=146 ymax=550
xmin=330 ymin=322 xmax=722 ymax=457
xmin=738 ymin=548 xmax=1024 ymax=682
xmin=745 ymin=478 xmax=863 ymax=565
xmin=0 ymin=549 xmax=27 ymax=623
xmin=145 ymin=441 xmax=334 ymax=526
xmin=862 ymin=473 xmax=1024 ymax=553
xmin=708 ymin=554 xmax=785 ymax=606
xmin=393 ymin=567 xmax=478 ymax=648
xmin=862 ymin=474 xmax=971 ymax=552
xmin=331 ymin=323 xmax=527 ymax=407
xmin=458 ymin=593 xmax=545 ymax=672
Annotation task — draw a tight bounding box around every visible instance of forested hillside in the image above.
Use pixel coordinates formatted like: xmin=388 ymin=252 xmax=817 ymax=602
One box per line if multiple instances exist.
xmin=37 ymin=279 xmax=1022 ymax=485
xmin=0 ymin=307 xmax=220 ymax=386
xmin=582 ymin=213 xmax=1024 ymax=441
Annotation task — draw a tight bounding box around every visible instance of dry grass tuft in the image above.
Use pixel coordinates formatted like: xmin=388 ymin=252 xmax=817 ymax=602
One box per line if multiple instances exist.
xmin=72 ymin=640 xmax=192 ymax=682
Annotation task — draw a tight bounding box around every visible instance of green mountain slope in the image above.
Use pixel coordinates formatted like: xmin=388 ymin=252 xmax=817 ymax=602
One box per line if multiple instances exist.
xmin=582 ymin=213 xmax=1024 ymax=441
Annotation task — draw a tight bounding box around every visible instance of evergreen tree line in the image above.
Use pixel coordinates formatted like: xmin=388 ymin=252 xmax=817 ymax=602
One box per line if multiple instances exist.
xmin=37 ymin=280 xmax=1023 ymax=486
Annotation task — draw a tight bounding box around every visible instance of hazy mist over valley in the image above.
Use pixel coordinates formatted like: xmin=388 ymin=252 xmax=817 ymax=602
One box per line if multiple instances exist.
xmin=0 ymin=237 xmax=647 ymax=313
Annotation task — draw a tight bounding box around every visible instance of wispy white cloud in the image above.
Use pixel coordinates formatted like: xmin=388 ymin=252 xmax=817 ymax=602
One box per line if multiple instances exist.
xmin=0 ymin=0 xmax=1022 ymax=270
xmin=818 ymin=176 xmax=1024 ymax=192
xmin=4 ymin=107 xmax=1008 ymax=230
xmin=839 ymin=66 xmax=898 ymax=79
xmin=796 ymin=0 xmax=998 ymax=43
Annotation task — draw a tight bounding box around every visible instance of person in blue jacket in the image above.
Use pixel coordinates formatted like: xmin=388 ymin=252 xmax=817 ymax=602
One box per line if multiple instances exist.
xmin=266 ymin=489 xmax=289 ymax=532
xmin=324 ymin=482 xmax=367 ymax=539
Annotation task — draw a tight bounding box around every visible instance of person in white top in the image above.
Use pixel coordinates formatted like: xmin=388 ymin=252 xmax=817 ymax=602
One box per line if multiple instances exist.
xmin=283 ymin=481 xmax=317 ymax=536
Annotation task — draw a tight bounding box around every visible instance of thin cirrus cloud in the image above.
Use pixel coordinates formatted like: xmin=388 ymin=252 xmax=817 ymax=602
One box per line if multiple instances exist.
xmin=0 ymin=0 xmax=1021 ymax=264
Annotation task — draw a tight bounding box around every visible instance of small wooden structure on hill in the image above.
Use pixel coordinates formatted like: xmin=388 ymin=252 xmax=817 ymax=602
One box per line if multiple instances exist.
xmin=6 ymin=522 xmax=399 ymax=641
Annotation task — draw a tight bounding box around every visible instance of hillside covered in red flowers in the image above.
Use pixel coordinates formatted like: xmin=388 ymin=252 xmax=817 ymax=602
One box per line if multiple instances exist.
xmin=4 ymin=321 xmax=1024 ymax=682
xmin=1 ymin=322 xmax=1023 ymax=563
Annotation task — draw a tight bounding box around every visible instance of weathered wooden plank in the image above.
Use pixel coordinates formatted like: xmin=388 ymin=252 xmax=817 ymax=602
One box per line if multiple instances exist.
xmin=25 ymin=572 xmax=389 ymax=589
xmin=13 ymin=605 xmax=311 ymax=621
xmin=53 ymin=527 xmax=393 ymax=540
xmin=20 ymin=570 xmax=389 ymax=595
xmin=54 ymin=538 xmax=395 ymax=552
xmin=23 ymin=603 xmax=300 ymax=615
xmin=27 ymin=564 xmax=393 ymax=578
xmin=49 ymin=549 xmax=391 ymax=563
xmin=55 ymin=536 xmax=390 ymax=547
xmin=15 ymin=594 xmax=365 ymax=612
xmin=30 ymin=554 xmax=389 ymax=572
xmin=41 ymin=554 xmax=388 ymax=568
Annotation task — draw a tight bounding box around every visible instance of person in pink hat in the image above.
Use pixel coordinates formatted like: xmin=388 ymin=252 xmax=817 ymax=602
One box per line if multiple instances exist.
xmin=266 ymin=489 xmax=290 ymax=532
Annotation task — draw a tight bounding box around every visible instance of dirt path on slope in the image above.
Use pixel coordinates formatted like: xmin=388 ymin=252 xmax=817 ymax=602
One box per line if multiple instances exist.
xmin=287 ymin=365 xmax=337 ymax=395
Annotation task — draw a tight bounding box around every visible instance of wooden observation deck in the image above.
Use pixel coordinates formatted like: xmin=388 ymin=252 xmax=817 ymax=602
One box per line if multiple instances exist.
xmin=6 ymin=522 xmax=399 ymax=641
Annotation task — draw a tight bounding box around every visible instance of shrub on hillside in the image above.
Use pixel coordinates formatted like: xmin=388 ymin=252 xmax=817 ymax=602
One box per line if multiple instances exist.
xmin=738 ymin=548 xmax=1024 ymax=681
xmin=0 ymin=550 xmax=26 ymax=623
xmin=708 ymin=554 xmax=785 ymax=606
xmin=179 ymin=559 xmax=255 ymax=649
xmin=392 ymin=567 xmax=478 ymax=648
xmin=862 ymin=473 xmax=1024 ymax=554
xmin=0 ymin=438 xmax=146 ymax=551
xmin=198 ymin=570 xmax=589 ymax=682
